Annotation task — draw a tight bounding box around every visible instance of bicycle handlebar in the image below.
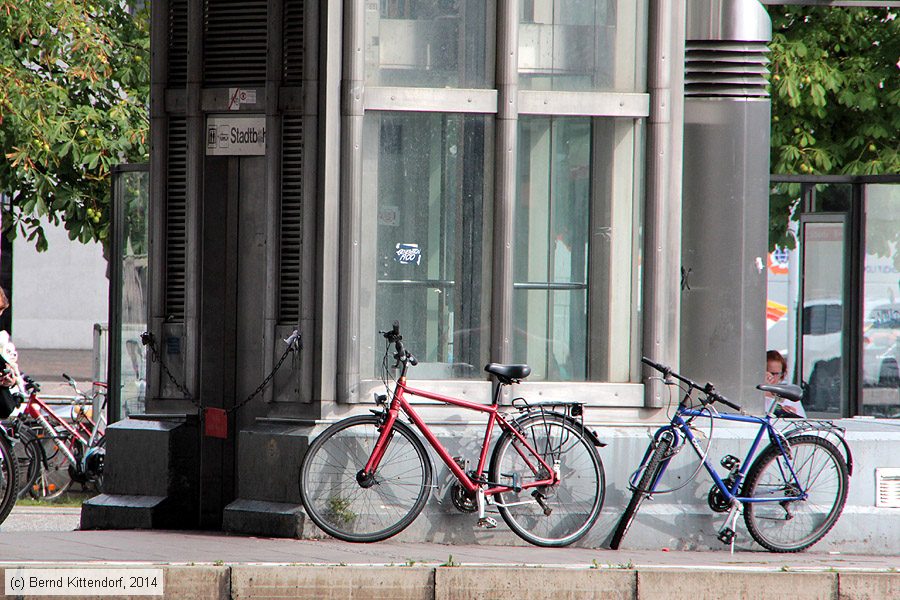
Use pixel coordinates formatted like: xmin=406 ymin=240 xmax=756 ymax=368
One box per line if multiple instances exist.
xmin=641 ymin=357 xmax=742 ymax=412
xmin=381 ymin=321 xmax=418 ymax=367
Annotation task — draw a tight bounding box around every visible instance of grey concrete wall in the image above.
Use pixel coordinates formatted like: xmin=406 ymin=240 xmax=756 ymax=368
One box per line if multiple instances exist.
xmin=223 ymin=414 xmax=900 ymax=554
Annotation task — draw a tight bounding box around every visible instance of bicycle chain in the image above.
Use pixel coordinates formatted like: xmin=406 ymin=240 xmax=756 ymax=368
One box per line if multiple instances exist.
xmin=140 ymin=330 xmax=301 ymax=414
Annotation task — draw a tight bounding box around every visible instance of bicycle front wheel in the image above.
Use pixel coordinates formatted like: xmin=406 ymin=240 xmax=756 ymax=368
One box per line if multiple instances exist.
xmin=0 ymin=433 xmax=19 ymax=524
xmin=13 ymin=425 xmax=41 ymax=499
xmin=743 ymin=434 xmax=849 ymax=552
xmin=489 ymin=412 xmax=605 ymax=547
xmin=299 ymin=415 xmax=432 ymax=542
xmin=609 ymin=432 xmax=673 ymax=550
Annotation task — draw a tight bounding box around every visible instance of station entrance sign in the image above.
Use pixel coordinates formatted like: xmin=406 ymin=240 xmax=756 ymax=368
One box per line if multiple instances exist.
xmin=206 ymin=115 xmax=266 ymax=156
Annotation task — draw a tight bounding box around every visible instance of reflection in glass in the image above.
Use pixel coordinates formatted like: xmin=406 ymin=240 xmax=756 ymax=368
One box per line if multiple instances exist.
xmin=514 ymin=117 xmax=590 ymax=380
xmin=117 ymin=170 xmax=149 ymax=418
xmin=519 ymin=0 xmax=626 ymax=92
xmin=800 ymin=221 xmax=845 ymax=417
xmin=365 ymin=0 xmax=494 ymax=88
xmin=363 ymin=113 xmax=492 ymax=379
xmin=862 ymin=184 xmax=900 ymax=418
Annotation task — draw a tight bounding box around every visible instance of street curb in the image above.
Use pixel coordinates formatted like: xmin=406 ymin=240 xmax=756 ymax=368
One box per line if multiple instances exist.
xmin=1 ymin=564 xmax=898 ymax=599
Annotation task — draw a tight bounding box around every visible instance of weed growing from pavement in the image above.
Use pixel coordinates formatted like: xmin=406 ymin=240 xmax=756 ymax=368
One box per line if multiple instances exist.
xmin=441 ymin=555 xmax=459 ymax=567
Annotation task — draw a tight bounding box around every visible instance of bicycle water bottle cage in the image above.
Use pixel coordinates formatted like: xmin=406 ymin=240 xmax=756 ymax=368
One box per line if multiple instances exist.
xmin=484 ymin=363 xmax=531 ymax=385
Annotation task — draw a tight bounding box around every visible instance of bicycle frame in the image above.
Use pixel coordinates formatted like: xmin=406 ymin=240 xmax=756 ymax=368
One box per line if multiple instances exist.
xmin=363 ymin=374 xmax=558 ymax=498
xmin=21 ymin=391 xmax=88 ymax=467
xmin=637 ymin=406 xmax=807 ymax=505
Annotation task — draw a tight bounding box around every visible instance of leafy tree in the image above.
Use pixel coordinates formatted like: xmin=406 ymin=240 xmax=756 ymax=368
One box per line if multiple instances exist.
xmin=767 ymin=5 xmax=900 ymax=250
xmin=0 ymin=1 xmax=149 ymax=252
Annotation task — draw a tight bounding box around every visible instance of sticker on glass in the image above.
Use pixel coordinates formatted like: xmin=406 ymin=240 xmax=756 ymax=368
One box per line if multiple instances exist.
xmin=394 ymin=243 xmax=421 ymax=266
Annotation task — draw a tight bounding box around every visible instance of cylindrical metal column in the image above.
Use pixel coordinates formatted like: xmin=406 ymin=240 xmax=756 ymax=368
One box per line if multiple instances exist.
xmin=681 ymin=0 xmax=772 ymax=408
xmin=491 ymin=0 xmax=519 ymax=369
xmin=642 ymin=0 xmax=686 ymax=408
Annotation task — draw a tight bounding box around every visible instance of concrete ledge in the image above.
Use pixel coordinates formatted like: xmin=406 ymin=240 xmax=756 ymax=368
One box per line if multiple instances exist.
xmin=231 ymin=566 xmax=434 ymax=600
xmin=637 ymin=570 xmax=836 ymax=600
xmin=0 ymin=566 xmax=229 ymax=600
xmin=222 ymin=499 xmax=307 ymax=538
xmin=839 ymin=572 xmax=900 ymax=600
xmin=1 ymin=564 xmax=898 ymax=599
xmin=80 ymin=494 xmax=167 ymax=530
xmin=435 ymin=567 xmax=636 ymax=600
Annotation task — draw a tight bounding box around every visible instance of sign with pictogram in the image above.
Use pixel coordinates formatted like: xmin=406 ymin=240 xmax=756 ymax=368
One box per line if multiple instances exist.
xmin=206 ymin=116 xmax=266 ymax=156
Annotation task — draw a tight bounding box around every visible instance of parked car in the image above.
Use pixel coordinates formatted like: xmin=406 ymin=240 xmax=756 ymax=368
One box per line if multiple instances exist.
xmin=863 ymin=302 xmax=900 ymax=387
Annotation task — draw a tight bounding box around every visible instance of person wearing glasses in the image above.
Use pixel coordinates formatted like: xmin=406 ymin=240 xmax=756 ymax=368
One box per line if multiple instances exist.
xmin=765 ymin=349 xmax=806 ymax=418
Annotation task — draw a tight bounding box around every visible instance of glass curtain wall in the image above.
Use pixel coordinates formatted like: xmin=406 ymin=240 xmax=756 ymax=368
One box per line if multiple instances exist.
xmin=355 ymin=0 xmax=647 ymax=385
xmin=863 ymin=184 xmax=900 ymax=418
xmin=362 ymin=113 xmax=492 ymax=379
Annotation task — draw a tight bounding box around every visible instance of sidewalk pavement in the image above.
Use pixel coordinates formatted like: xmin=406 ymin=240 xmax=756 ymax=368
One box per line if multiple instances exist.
xmin=0 ymin=506 xmax=898 ymax=599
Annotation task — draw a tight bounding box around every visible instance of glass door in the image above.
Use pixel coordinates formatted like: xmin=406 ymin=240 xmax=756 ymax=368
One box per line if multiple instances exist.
xmin=798 ymin=215 xmax=849 ymax=417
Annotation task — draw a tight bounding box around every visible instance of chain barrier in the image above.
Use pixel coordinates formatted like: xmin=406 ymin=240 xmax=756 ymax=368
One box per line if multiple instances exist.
xmin=140 ymin=329 xmax=302 ymax=414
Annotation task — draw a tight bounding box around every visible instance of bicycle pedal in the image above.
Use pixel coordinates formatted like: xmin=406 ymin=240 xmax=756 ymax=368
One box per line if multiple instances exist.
xmin=476 ymin=517 xmax=498 ymax=529
xmin=717 ymin=527 xmax=736 ymax=545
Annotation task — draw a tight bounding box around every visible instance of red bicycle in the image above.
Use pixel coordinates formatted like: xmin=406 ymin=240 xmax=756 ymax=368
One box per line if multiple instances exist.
xmin=299 ymin=322 xmax=607 ymax=547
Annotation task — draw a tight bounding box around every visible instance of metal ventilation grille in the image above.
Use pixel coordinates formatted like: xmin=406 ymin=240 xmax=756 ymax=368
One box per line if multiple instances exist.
xmin=168 ymin=0 xmax=188 ymax=86
xmin=685 ymin=41 xmax=769 ymax=98
xmin=165 ymin=118 xmax=188 ymax=322
xmin=203 ymin=0 xmax=268 ymax=87
xmin=876 ymin=468 xmax=900 ymax=508
xmin=279 ymin=115 xmax=304 ymax=323
xmin=283 ymin=0 xmax=304 ymax=84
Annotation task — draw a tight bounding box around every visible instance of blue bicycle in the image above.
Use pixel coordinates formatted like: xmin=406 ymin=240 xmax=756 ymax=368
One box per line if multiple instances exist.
xmin=610 ymin=357 xmax=851 ymax=552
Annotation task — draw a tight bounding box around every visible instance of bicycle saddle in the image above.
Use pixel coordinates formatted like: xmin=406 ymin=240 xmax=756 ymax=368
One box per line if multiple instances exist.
xmin=484 ymin=363 xmax=531 ymax=383
xmin=756 ymin=383 xmax=802 ymax=402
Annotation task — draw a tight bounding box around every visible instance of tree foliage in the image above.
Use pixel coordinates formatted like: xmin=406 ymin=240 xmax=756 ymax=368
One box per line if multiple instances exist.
xmin=768 ymin=6 xmax=900 ymax=250
xmin=0 ymin=1 xmax=149 ymax=252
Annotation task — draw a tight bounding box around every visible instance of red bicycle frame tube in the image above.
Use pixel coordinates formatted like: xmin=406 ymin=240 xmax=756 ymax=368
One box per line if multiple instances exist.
xmin=23 ymin=392 xmax=88 ymax=446
xmin=363 ymin=377 xmax=558 ymax=495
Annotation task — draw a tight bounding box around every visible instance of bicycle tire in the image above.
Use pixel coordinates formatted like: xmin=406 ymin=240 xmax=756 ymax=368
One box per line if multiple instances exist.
xmin=13 ymin=426 xmax=41 ymax=499
xmin=609 ymin=434 xmax=673 ymax=550
xmin=742 ymin=434 xmax=848 ymax=552
xmin=489 ymin=412 xmax=605 ymax=547
xmin=299 ymin=414 xmax=432 ymax=542
xmin=0 ymin=434 xmax=19 ymax=525
xmin=30 ymin=431 xmax=74 ymax=501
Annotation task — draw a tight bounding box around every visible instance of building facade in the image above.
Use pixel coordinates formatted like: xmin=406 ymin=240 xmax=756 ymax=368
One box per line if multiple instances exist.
xmin=95 ymin=0 xmax=900 ymax=553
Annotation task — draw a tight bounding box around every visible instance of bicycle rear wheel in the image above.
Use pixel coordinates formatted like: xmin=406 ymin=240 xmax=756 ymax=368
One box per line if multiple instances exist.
xmin=30 ymin=430 xmax=74 ymax=501
xmin=13 ymin=425 xmax=41 ymax=499
xmin=489 ymin=412 xmax=605 ymax=547
xmin=299 ymin=415 xmax=432 ymax=542
xmin=742 ymin=434 xmax=848 ymax=552
xmin=609 ymin=432 xmax=673 ymax=550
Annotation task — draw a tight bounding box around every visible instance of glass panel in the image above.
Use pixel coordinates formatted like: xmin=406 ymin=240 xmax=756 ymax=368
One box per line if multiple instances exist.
xmin=518 ymin=0 xmax=646 ymax=92
xmin=800 ymin=221 xmax=845 ymax=417
xmin=117 ymin=170 xmax=150 ymax=418
xmin=365 ymin=0 xmax=495 ymax=88
xmin=862 ymin=184 xmax=900 ymax=418
xmin=514 ymin=117 xmax=590 ymax=380
xmin=362 ymin=113 xmax=492 ymax=379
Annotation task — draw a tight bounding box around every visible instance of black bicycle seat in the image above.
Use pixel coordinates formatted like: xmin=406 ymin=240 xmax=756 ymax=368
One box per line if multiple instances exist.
xmin=484 ymin=363 xmax=531 ymax=383
xmin=757 ymin=383 xmax=803 ymax=402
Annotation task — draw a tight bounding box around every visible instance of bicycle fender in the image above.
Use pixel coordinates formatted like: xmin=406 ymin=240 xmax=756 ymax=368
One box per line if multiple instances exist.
xmin=786 ymin=429 xmax=854 ymax=477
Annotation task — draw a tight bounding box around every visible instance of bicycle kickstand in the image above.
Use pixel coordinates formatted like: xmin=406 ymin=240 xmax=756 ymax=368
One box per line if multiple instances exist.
xmin=475 ymin=488 xmax=497 ymax=529
xmin=717 ymin=500 xmax=741 ymax=554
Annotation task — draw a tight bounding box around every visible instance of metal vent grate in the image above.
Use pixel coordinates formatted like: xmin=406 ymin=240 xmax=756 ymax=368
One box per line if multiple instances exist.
xmin=168 ymin=0 xmax=188 ymax=85
xmin=165 ymin=118 xmax=188 ymax=322
xmin=685 ymin=41 xmax=769 ymax=98
xmin=203 ymin=0 xmax=268 ymax=87
xmin=876 ymin=468 xmax=900 ymax=508
xmin=279 ymin=115 xmax=304 ymax=323
xmin=283 ymin=0 xmax=304 ymax=84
